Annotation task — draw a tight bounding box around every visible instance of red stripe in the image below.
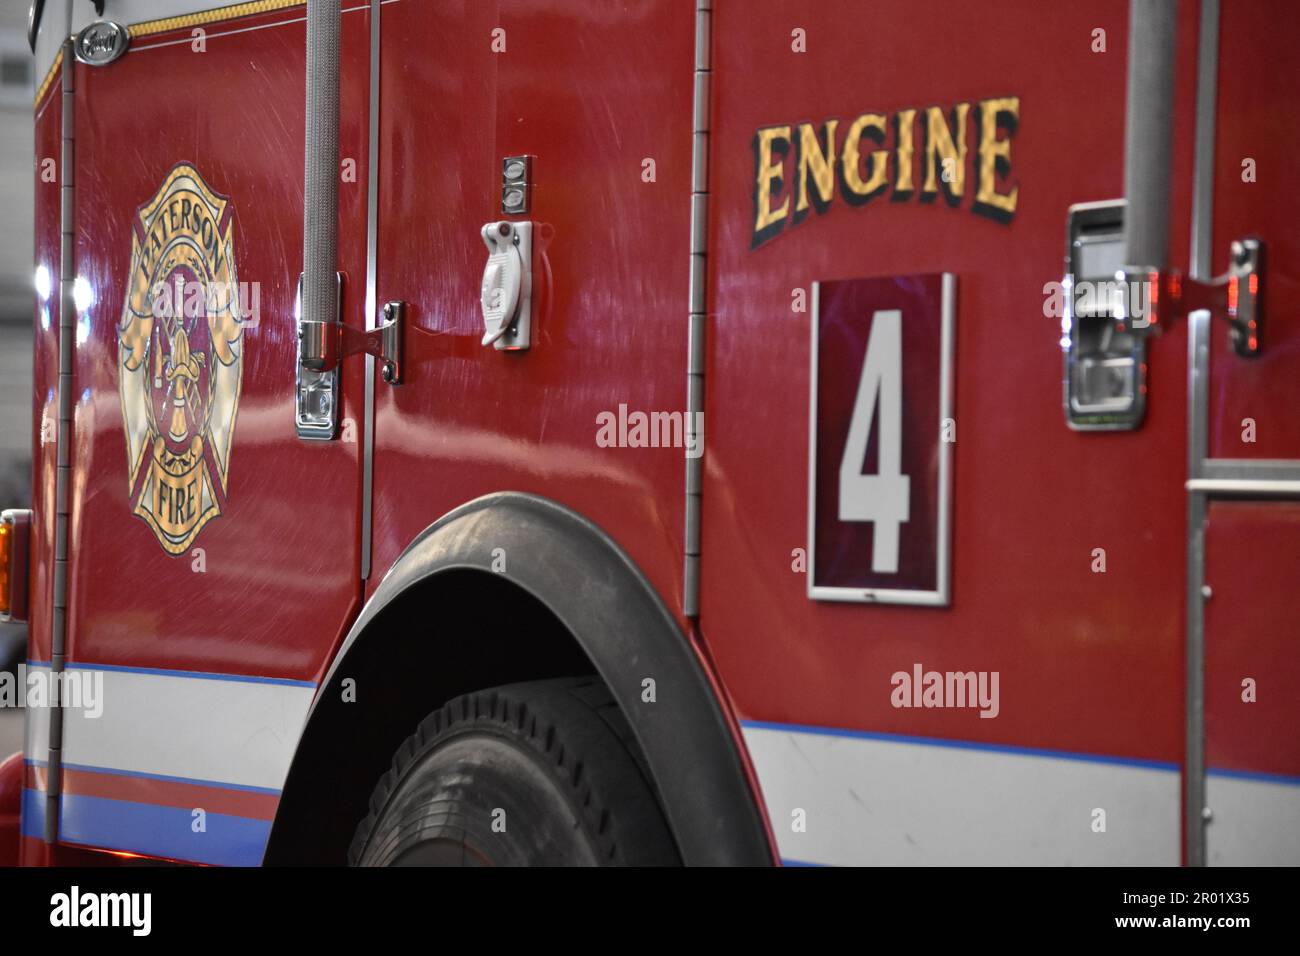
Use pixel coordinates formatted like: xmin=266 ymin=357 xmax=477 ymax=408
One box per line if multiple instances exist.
xmin=24 ymin=764 xmax=47 ymax=792
xmin=59 ymin=767 xmax=278 ymax=821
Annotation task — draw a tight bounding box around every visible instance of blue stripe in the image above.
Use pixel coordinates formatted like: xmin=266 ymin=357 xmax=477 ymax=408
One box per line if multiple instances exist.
xmin=58 ymin=793 xmax=269 ymax=866
xmin=21 ymin=788 xmax=47 ymax=840
xmin=66 ymin=661 xmax=316 ymax=687
xmin=780 ymin=858 xmax=826 ymax=867
xmin=741 ymin=719 xmax=1181 ymax=772
xmin=1208 ymin=765 xmax=1300 ymax=787
xmin=27 ymin=659 xmax=314 ymax=688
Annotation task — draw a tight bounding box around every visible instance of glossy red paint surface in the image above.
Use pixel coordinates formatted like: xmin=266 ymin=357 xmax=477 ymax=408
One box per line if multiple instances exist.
xmin=1203 ymin=501 xmax=1300 ymax=779
xmin=0 ymin=751 xmax=20 ymax=867
xmin=17 ymin=0 xmax=1298 ymax=866
xmin=700 ymin=0 xmax=1198 ymax=763
xmin=1194 ymin=2 xmax=1300 ymax=860
xmin=29 ymin=79 xmax=61 ymax=669
xmin=19 ymin=85 xmax=60 ymax=867
xmin=51 ymin=6 xmax=370 ymax=682
xmin=367 ymin=0 xmax=695 ymax=625
xmin=1206 ymin=2 xmax=1300 ymax=460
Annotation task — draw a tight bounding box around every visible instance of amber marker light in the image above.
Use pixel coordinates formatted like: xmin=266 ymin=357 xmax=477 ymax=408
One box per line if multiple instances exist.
xmin=0 ymin=520 xmax=11 ymax=618
xmin=0 ymin=510 xmax=32 ymax=622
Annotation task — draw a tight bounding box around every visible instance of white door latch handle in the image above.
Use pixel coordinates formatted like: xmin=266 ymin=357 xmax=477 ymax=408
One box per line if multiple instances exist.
xmin=480 ymin=220 xmax=532 ymax=350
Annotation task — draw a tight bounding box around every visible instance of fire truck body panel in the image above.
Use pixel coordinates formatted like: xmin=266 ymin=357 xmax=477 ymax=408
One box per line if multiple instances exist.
xmin=26 ymin=60 xmax=59 ymax=691
xmin=20 ymin=46 xmax=61 ymax=866
xmin=10 ymin=0 xmax=1300 ymax=867
xmin=57 ymin=5 xmax=368 ymax=682
xmin=23 ymin=2 xmax=373 ymax=864
xmin=1203 ymin=502 xmax=1300 ymax=864
xmin=1193 ymin=1 xmax=1300 ymax=865
xmin=1206 ymin=3 xmax=1300 ymax=462
xmin=702 ymin=0 xmax=1300 ymax=866
xmin=707 ymin=0 xmax=1194 ymax=866
xmin=365 ymin=0 xmax=694 ymax=624
xmin=19 ymin=0 xmax=766 ymax=869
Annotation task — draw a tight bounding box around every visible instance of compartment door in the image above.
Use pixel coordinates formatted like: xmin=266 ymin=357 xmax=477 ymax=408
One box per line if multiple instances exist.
xmin=44 ymin=4 xmax=370 ymax=864
xmin=1192 ymin=0 xmax=1300 ymax=865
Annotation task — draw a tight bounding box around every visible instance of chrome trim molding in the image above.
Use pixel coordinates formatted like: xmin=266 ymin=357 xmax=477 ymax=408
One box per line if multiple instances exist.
xmin=1185 ymin=0 xmax=1218 ymax=868
xmin=682 ymin=0 xmax=711 ymax=617
xmin=360 ymin=0 xmax=380 ymax=580
xmin=1187 ymin=479 xmax=1300 ymax=498
xmin=1200 ymin=459 xmax=1300 ymax=482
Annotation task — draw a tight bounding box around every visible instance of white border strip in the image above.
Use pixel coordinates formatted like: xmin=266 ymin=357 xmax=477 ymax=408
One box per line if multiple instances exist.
xmin=1206 ymin=773 xmax=1300 ymax=865
xmin=22 ymin=664 xmax=51 ymax=766
xmin=60 ymin=668 xmax=316 ymax=791
xmin=744 ymin=723 xmax=1180 ymax=866
xmin=807 ymin=274 xmax=955 ymax=606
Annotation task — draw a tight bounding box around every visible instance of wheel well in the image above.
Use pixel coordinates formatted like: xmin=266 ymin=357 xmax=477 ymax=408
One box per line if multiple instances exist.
xmin=266 ymin=569 xmax=596 ymax=864
xmin=266 ymin=493 xmax=772 ymax=866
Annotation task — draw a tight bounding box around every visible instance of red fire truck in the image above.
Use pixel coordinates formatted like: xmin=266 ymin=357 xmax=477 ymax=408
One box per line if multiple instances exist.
xmin=0 ymin=0 xmax=1296 ymax=867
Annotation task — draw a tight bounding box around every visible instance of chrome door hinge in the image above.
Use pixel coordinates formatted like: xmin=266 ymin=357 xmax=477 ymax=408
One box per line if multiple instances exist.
xmin=297 ymin=283 xmax=404 ymax=440
xmin=371 ymin=301 xmax=405 ymax=384
xmin=301 ymin=299 xmax=403 ymax=384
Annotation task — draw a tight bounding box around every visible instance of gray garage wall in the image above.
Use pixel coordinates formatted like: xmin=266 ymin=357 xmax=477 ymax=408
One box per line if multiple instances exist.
xmin=0 ymin=7 xmax=34 ymax=507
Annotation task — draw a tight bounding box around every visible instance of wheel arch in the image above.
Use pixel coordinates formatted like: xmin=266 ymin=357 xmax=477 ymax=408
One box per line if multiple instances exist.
xmin=264 ymin=492 xmax=772 ymax=866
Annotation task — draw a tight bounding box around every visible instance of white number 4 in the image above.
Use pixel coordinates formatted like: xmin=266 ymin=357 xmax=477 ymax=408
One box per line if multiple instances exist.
xmin=839 ymin=309 xmax=910 ymax=573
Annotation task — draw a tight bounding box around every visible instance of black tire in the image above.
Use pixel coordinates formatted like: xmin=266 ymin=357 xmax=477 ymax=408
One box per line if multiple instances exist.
xmin=349 ymin=677 xmax=681 ymax=866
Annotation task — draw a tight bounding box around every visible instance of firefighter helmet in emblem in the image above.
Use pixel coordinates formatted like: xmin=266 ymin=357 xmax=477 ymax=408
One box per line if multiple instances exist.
xmin=117 ymin=164 xmax=244 ymax=555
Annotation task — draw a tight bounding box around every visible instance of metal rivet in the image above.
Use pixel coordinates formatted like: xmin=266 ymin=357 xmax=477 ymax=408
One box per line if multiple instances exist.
xmin=1201 ymin=585 xmax=1212 ymax=600
xmin=1202 ymin=806 xmax=1213 ymax=822
xmin=381 ymin=362 xmax=395 ymax=383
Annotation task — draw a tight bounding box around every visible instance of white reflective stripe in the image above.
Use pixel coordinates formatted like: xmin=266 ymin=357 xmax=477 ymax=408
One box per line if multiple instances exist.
xmin=1206 ymin=773 xmax=1300 ymax=865
xmin=743 ymin=724 xmax=1180 ymax=865
xmin=23 ymin=665 xmax=50 ymax=765
xmin=61 ymin=668 xmax=315 ymax=791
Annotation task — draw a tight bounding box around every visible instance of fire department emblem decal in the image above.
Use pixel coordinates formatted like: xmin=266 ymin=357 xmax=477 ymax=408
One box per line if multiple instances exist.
xmin=117 ymin=164 xmax=244 ymax=555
